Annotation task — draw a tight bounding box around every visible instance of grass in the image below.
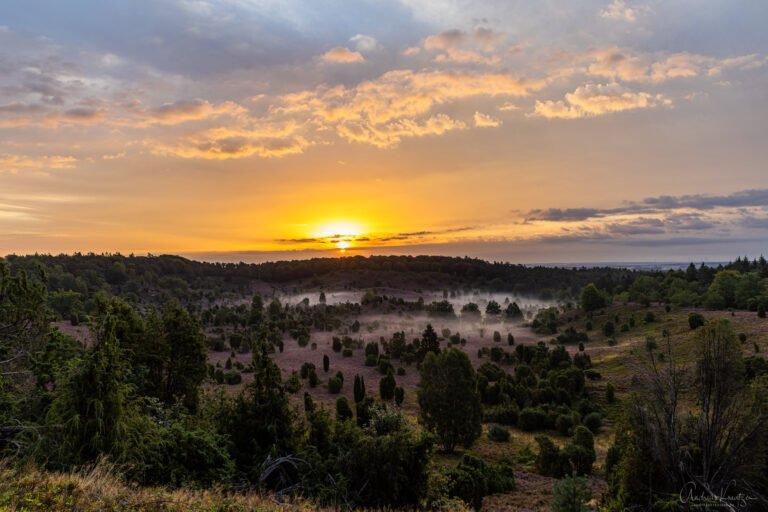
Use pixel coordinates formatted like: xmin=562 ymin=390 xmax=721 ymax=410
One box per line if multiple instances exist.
xmin=0 ymin=461 xmax=321 ymax=512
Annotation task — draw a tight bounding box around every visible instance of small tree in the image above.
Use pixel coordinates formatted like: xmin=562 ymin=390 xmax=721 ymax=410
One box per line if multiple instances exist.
xmin=418 ymin=349 xmax=482 ymax=452
xmin=323 ymin=354 xmax=330 ymax=372
xmin=552 ymin=473 xmax=591 ymax=512
xmin=336 ymin=396 xmax=353 ymax=421
xmin=395 ymin=386 xmax=405 ymax=406
xmin=380 ymin=370 xmax=396 ymax=400
xmin=580 ymin=283 xmax=606 ymax=312
xmin=418 ymin=324 xmax=440 ymax=359
xmin=353 ymin=374 xmax=366 ymax=403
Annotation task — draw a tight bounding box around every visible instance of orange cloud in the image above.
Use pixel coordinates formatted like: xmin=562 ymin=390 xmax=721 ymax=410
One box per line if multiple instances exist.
xmin=473 ymin=112 xmax=501 ymax=127
xmin=531 ymin=82 xmax=671 ymax=119
xmin=0 ymin=153 xmax=78 ymax=172
xmin=321 ymin=47 xmax=365 ymax=63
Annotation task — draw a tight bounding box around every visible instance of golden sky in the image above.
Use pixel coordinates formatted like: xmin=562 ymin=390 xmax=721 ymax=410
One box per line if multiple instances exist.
xmin=1 ymin=1 xmax=767 ymax=262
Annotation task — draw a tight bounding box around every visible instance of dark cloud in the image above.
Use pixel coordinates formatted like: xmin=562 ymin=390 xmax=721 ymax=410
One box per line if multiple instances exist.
xmin=642 ymin=189 xmax=768 ymax=210
xmin=606 ymin=217 xmax=665 ymax=235
xmin=527 ymin=189 xmax=768 ymax=222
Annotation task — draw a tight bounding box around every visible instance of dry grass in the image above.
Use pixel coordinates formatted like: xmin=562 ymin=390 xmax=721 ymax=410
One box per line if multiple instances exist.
xmin=0 ymin=461 xmax=321 ymax=512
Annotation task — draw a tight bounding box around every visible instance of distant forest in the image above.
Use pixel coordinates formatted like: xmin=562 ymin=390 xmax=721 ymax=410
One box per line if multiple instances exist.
xmin=4 ymin=253 xmax=768 ymax=320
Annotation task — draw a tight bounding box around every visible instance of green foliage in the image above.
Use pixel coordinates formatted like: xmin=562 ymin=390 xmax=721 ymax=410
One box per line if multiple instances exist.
xmin=327 ymin=376 xmax=342 ymax=394
xmin=580 ymin=283 xmax=607 ymax=312
xmin=394 ymin=386 xmax=404 ymax=406
xmin=322 ymin=354 xmax=329 ymax=372
xmin=488 ymin=425 xmax=510 ymax=442
xmin=535 ymin=436 xmax=569 ymax=478
xmin=445 ymin=455 xmax=515 ymax=510
xmin=353 ymin=374 xmax=366 ymax=403
xmin=688 ymin=312 xmax=706 ymax=330
xmin=41 ymin=315 xmax=137 ymax=468
xmin=606 ymin=382 xmax=615 ymax=403
xmin=418 ymin=349 xmax=482 ymax=452
xmin=335 ymin=396 xmax=353 ymax=421
xmin=602 ymin=321 xmax=615 ymax=337
xmin=379 ymin=370 xmax=396 ymax=400
xmin=552 ymin=473 xmax=591 ymax=512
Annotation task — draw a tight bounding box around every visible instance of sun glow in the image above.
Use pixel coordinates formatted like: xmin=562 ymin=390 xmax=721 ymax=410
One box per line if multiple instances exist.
xmin=311 ymin=221 xmax=366 ymax=239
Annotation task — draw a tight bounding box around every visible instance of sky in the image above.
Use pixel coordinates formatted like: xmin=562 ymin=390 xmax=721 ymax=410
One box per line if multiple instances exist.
xmin=0 ymin=0 xmax=767 ymax=264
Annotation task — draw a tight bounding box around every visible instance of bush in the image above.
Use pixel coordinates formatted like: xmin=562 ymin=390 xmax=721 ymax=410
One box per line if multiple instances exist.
xmin=395 ymin=386 xmax=405 ymax=406
xmin=483 ymin=403 xmax=518 ymax=426
xmin=285 ymin=372 xmax=301 ymax=393
xmin=606 ymin=382 xmax=615 ymax=403
xmin=759 ymin=304 xmax=766 ymax=318
xmin=584 ymin=369 xmax=601 ymax=380
xmin=365 ymin=354 xmax=378 ymax=366
xmin=493 ymin=331 xmax=501 ymax=342
xmin=582 ymin=412 xmax=602 ymax=433
xmin=602 ymin=321 xmax=615 ymax=337
xmin=332 ymin=337 xmax=342 ymax=352
xmin=336 ymin=397 xmax=353 ymax=421
xmin=488 ymin=425 xmax=510 ymax=442
xmin=507 ymin=333 xmax=515 ymax=345
xmin=569 ymin=426 xmax=596 ymax=475
xmin=446 ymin=455 xmax=515 ymax=510
xmin=519 ymin=407 xmax=548 ymax=431
xmin=535 ymin=435 xmax=568 ymax=478
xmin=223 ymin=370 xmax=242 ymax=385
xmin=688 ymin=312 xmax=706 ymax=330
xmin=380 ymin=370 xmax=396 ymax=400
xmin=300 ymin=362 xmax=316 ymax=379
xmin=644 ymin=311 xmax=656 ymax=323
xmin=328 ymin=376 xmax=342 ymax=394
xmin=396 ymin=366 xmax=406 ymax=376
xmin=342 ymin=348 xmax=353 ymax=357
xmin=308 ymin=369 xmax=319 ymax=387
xmin=556 ymin=414 xmax=574 ymax=436
xmin=552 ymin=473 xmax=591 ymax=512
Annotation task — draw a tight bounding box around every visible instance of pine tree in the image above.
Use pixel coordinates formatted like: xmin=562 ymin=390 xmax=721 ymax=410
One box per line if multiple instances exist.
xmin=418 ymin=349 xmax=481 ymax=452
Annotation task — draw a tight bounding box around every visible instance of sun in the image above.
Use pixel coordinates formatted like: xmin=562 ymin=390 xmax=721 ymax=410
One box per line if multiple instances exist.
xmin=309 ymin=220 xmax=366 ymax=253
xmin=311 ymin=221 xmax=365 ymax=239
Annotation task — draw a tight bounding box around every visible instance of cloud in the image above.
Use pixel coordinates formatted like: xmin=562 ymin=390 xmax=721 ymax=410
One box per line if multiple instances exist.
xmin=0 ymin=153 xmax=77 ymax=172
xmin=473 ymin=112 xmax=501 ymax=127
xmin=599 ymin=0 xmax=646 ymax=22
xmin=422 ymin=27 xmax=506 ymax=65
xmin=531 ymin=82 xmax=671 ymax=119
xmin=606 ymin=217 xmax=665 ymax=235
xmin=321 ymin=47 xmax=365 ymax=63
xmin=141 ymin=99 xmax=246 ymax=125
xmin=586 ymin=48 xmax=764 ymax=83
xmin=349 ymin=34 xmax=381 ymax=53
xmin=43 ymin=107 xmax=107 ymax=127
xmin=527 ymin=189 xmax=768 ymax=222
xmin=424 ymin=29 xmax=466 ymax=50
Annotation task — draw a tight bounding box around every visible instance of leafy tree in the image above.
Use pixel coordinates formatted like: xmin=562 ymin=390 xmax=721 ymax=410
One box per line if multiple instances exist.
xmin=485 ymin=300 xmax=502 ymax=316
xmin=580 ymin=283 xmax=606 ymax=312
xmin=688 ymin=312 xmax=706 ymax=330
xmin=418 ymin=349 xmax=482 ymax=452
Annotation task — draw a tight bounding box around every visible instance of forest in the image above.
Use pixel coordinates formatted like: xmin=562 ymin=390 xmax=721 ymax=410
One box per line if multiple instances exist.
xmin=1 ymin=253 xmax=767 ymax=511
